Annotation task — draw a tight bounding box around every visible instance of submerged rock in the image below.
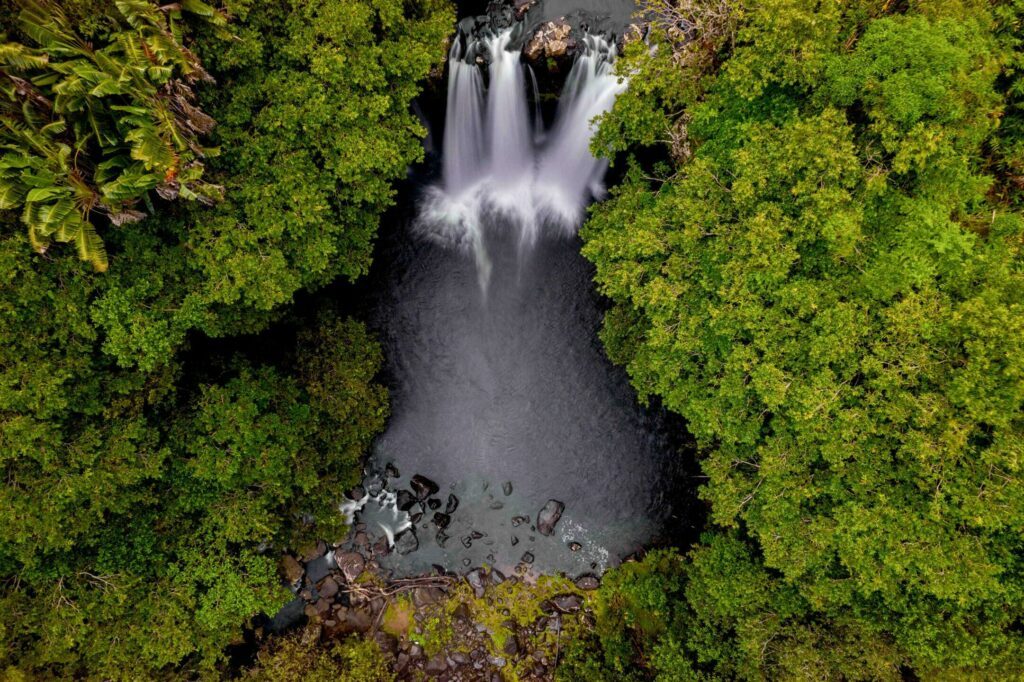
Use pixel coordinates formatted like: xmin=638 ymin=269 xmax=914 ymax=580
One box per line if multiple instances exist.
xmin=395 ymin=529 xmax=419 ymax=555
xmin=502 ymin=481 xmax=513 ymax=496
xmin=432 ymin=512 xmax=451 ymax=529
xmin=396 ymin=489 xmax=417 ymax=511
xmin=568 ymin=541 xmax=582 ymax=552
xmin=445 ymin=493 xmax=459 ymax=514
xmin=536 ymin=499 xmax=565 ymax=536
xmin=384 ymin=462 xmax=401 ymax=479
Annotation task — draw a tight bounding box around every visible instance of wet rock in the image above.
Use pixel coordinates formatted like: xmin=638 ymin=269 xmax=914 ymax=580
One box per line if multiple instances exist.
xmin=511 ymin=535 xmax=519 ymax=546
xmin=502 ymin=481 xmax=513 ymax=496
xmin=305 ymin=555 xmax=331 ymax=584
xmin=491 ymin=569 xmax=506 ymax=585
xmin=521 ymin=551 xmax=534 ymax=564
xmin=537 ymin=499 xmax=565 ymax=536
xmin=334 ymin=551 xmax=365 ymax=583
xmin=575 ymin=574 xmax=600 ymax=591
xmin=397 ymin=489 xmax=418 ymax=511
xmin=550 ymin=593 xmax=584 ymax=613
xmin=432 ymin=512 xmax=451 ymax=529
xmin=503 ymin=635 xmax=519 ymax=656
xmin=349 ymin=484 xmax=365 ymax=501
xmin=412 ymin=586 xmax=446 ymax=609
xmin=318 ymin=577 xmax=339 ymax=599
xmin=461 ymin=536 xmax=473 ymax=549
xmin=425 ymin=653 xmax=448 ymax=675
xmin=569 ymin=541 xmax=582 ymax=552
xmin=428 ymin=498 xmax=442 ymax=511
xmin=445 ymin=494 xmax=459 ymax=515
xmin=524 ymin=19 xmax=573 ymax=61
xmin=300 ymin=540 xmax=326 ymax=562
xmin=280 ymin=555 xmax=303 ymax=585
xmin=470 ymin=530 xmax=485 ymax=539
xmin=410 ymin=474 xmax=439 ymax=500
xmin=511 ymin=515 xmax=529 ymax=527
xmin=450 ymin=651 xmax=470 ymax=667
xmin=384 ymin=462 xmax=401 ymax=479
xmin=465 ymin=568 xmax=486 ymax=599
xmin=410 ymin=511 xmax=423 ymax=524
xmin=395 ymin=529 xmax=419 ymax=555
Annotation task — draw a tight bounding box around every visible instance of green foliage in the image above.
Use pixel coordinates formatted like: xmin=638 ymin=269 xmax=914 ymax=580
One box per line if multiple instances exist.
xmin=243 ymin=631 xmax=396 ymax=681
xmin=0 ymin=0 xmax=450 ymax=677
xmin=584 ymin=0 xmax=1024 ymax=678
xmin=0 ymin=0 xmax=226 ymax=271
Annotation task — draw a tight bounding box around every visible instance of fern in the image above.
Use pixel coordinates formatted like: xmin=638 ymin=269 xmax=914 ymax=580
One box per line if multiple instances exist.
xmin=0 ymin=0 xmax=226 ymax=271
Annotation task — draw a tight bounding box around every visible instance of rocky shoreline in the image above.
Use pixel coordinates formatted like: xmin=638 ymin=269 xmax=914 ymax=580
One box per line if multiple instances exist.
xmin=269 ymin=536 xmax=605 ymax=680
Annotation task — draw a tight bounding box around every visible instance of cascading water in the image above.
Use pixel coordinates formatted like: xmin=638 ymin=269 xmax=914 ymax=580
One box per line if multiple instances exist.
xmin=420 ymin=27 xmax=627 ymax=282
xmin=349 ymin=17 xmax=692 ymax=580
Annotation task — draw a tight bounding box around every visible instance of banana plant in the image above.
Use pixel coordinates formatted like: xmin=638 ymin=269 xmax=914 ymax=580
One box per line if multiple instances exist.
xmin=0 ymin=0 xmax=227 ymax=271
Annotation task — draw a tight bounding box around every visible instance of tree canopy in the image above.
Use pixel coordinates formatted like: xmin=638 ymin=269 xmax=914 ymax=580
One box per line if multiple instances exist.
xmin=578 ymin=0 xmax=1024 ymax=678
xmin=0 ymin=0 xmax=450 ymax=677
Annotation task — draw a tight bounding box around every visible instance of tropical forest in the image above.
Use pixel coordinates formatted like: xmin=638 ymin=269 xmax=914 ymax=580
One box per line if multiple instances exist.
xmin=0 ymin=0 xmax=1021 ymax=680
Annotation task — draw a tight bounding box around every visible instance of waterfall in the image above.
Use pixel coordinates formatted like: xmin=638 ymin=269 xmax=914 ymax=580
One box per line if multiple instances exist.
xmin=419 ymin=27 xmax=626 ymax=285
xmin=442 ymin=36 xmax=486 ymax=197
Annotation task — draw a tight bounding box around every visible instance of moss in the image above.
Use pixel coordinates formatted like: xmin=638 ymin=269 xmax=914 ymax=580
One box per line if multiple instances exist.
xmin=381 ymin=594 xmax=414 ymax=638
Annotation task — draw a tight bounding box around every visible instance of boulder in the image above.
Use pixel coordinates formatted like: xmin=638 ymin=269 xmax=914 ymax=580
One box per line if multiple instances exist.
xmin=395 ymin=529 xmax=419 ymax=555
xmin=280 ymin=555 xmax=304 ymax=585
xmin=304 ymin=555 xmax=331 ymax=584
xmin=318 ymin=576 xmax=340 ymax=599
xmin=536 ymin=499 xmax=565 ymax=536
xmin=334 ymin=550 xmax=365 ymax=583
xmin=465 ymin=568 xmax=487 ymax=599
xmin=524 ymin=19 xmax=573 ymax=61
xmin=550 ymin=593 xmax=584 ymax=613
xmin=396 ymin=489 xmax=418 ymax=511
xmin=410 ymin=474 xmax=439 ymax=500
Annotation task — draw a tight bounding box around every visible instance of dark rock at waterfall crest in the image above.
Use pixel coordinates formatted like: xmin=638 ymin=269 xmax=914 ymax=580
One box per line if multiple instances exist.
xmin=524 ymin=18 xmax=575 ymax=60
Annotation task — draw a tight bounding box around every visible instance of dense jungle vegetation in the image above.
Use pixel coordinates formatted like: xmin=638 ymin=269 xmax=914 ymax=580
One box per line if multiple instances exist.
xmin=0 ymin=0 xmax=1021 ymax=680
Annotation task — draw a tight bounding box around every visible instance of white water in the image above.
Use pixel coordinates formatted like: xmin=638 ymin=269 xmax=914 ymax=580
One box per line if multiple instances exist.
xmin=420 ymin=28 xmax=627 ymax=285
